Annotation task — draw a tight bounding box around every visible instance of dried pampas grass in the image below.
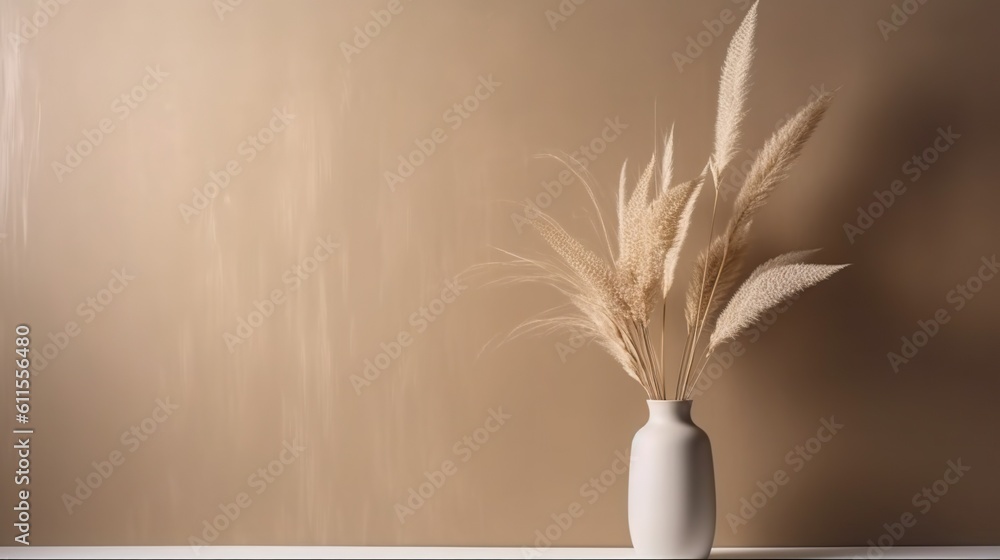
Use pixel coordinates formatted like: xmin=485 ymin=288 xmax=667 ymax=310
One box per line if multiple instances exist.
xmin=502 ymin=1 xmax=848 ymax=401
xmin=710 ymin=255 xmax=848 ymax=350
xmin=712 ymin=0 xmax=756 ymax=181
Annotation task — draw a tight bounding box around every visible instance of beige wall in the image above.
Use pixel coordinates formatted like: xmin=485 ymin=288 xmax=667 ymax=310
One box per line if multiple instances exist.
xmin=2 ymin=0 xmax=999 ymax=548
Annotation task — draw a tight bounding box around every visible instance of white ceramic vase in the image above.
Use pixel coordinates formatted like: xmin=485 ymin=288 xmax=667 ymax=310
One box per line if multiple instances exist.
xmin=628 ymin=400 xmax=716 ymax=559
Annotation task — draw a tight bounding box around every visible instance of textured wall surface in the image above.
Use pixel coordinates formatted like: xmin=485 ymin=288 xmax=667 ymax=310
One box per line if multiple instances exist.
xmin=1 ymin=0 xmax=999 ymax=548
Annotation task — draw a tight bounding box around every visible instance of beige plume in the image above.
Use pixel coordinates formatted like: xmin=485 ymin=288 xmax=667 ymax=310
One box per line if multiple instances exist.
xmin=710 ymin=257 xmax=849 ymax=349
xmin=660 ymin=124 xmax=675 ymax=194
xmin=499 ymin=1 xmax=846 ymax=401
xmin=684 ymin=222 xmax=750 ymax=332
xmin=730 ymin=92 xmax=833 ymax=230
xmin=659 ymin=176 xmax=702 ymax=298
xmin=712 ymin=1 xmax=758 ymax=182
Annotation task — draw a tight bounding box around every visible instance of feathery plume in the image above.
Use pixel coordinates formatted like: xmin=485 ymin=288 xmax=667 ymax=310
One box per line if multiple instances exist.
xmin=730 ymin=92 xmax=833 ymax=230
xmin=712 ymin=1 xmax=758 ymax=181
xmin=660 ymin=125 xmax=675 ymax=194
xmin=660 ymin=176 xmax=702 ymax=298
xmin=617 ymin=159 xmax=628 ymax=248
xmin=628 ymin=152 xmax=657 ymax=215
xmin=530 ymin=215 xmax=619 ymax=305
xmin=684 ymin=222 xmax=750 ymax=331
xmin=498 ymin=1 xmax=847 ymax=402
xmin=686 ymin=91 xmax=833 ymax=334
xmin=710 ymin=259 xmax=849 ymax=348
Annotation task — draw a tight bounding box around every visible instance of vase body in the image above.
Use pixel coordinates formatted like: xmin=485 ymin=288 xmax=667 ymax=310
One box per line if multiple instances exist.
xmin=628 ymin=400 xmax=716 ymax=559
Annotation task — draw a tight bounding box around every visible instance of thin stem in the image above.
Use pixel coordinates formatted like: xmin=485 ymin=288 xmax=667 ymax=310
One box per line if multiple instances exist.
xmin=634 ymin=320 xmax=658 ymax=399
xmin=684 ymin=348 xmax=715 ymax=400
xmin=632 ymin=321 xmax=658 ymax=399
xmin=684 ymin=237 xmax=730 ymax=396
xmin=674 ymin=326 xmax=693 ymax=400
xmin=681 ymin=336 xmax=698 ymax=399
xmin=659 ymin=300 xmax=667 ymax=399
xmin=639 ymin=325 xmax=653 ymax=398
xmin=540 ymin=154 xmax=616 ymax=261
xmin=682 ymin=181 xmax=721 ymax=397
xmin=643 ymin=324 xmax=663 ymax=399
xmin=613 ymin=320 xmax=649 ymax=396
xmin=626 ymin=321 xmax=646 ymax=393
xmin=621 ymin=321 xmax=650 ymax=395
xmin=640 ymin=324 xmax=656 ymax=397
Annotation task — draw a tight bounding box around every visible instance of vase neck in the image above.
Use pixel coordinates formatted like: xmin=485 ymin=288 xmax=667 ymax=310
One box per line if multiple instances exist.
xmin=646 ymin=400 xmax=693 ymax=423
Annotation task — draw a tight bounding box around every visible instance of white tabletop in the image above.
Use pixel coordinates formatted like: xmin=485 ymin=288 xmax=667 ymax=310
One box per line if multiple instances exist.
xmin=1 ymin=547 xmax=997 ymax=559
